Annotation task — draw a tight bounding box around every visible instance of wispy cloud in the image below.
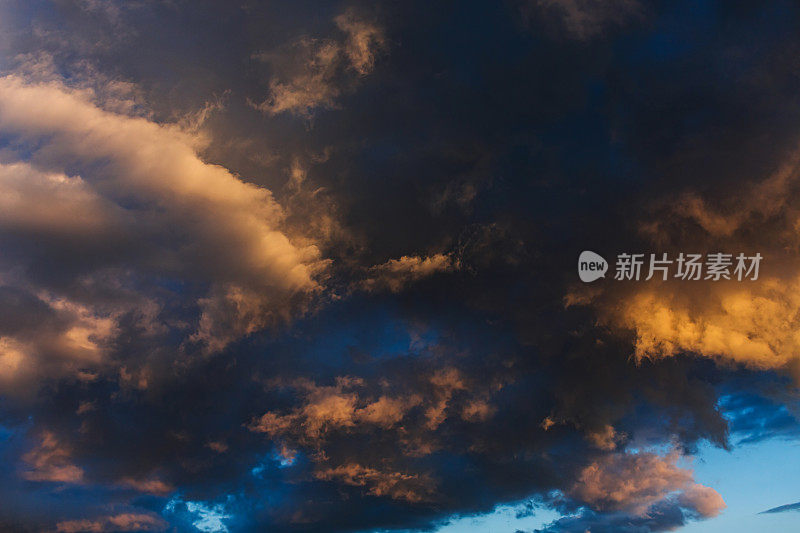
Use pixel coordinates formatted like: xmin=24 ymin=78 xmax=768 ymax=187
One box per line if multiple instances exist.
xmin=251 ymin=9 xmax=386 ymax=118
xmin=760 ymin=501 xmax=800 ymax=514
xmin=523 ymin=0 xmax=644 ymax=39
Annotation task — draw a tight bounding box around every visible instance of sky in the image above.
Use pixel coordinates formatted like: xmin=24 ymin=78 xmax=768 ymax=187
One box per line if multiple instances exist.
xmin=0 ymin=0 xmax=799 ymax=532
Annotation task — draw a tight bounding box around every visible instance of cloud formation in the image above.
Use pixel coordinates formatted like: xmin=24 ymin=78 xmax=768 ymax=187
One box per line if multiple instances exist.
xmin=574 ymin=144 xmax=800 ymax=379
xmin=0 ymin=73 xmax=327 ymax=377
xmin=0 ymin=1 xmax=799 ymax=532
xmin=360 ymin=253 xmax=457 ymax=293
xmin=536 ymin=451 xmax=724 ymax=532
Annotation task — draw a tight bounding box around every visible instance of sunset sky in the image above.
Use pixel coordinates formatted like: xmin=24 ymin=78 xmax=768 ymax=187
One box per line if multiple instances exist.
xmin=0 ymin=1 xmax=799 ymax=532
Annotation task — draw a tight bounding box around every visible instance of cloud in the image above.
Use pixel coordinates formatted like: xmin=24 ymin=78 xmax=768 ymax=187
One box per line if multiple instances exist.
xmin=0 ymin=73 xmax=327 ymax=366
xmin=536 ymin=450 xmax=724 ymax=532
xmin=0 ymin=75 xmax=323 ymax=292
xmin=523 ymin=0 xmax=643 ymax=40
xmin=576 ymin=144 xmax=800 ymax=378
xmin=360 ymin=253 xmax=457 ymax=293
xmin=313 ymin=463 xmax=435 ymax=503
xmin=760 ymin=501 xmax=800 ymax=514
xmin=56 ymin=512 xmax=167 ymax=532
xmin=21 ymin=431 xmax=84 ymax=484
xmin=1 ymin=1 xmax=799 ymax=532
xmin=246 ymin=365 xmax=507 ymax=506
xmin=640 ymin=147 xmax=800 ymax=244
xmin=0 ymin=285 xmax=116 ymax=395
xmin=117 ymin=476 xmax=174 ymax=495
xmin=536 ymin=505 xmax=694 ymax=533
xmin=678 ymin=484 xmax=727 ymax=519
xmin=611 ymin=283 xmax=800 ymax=371
xmin=248 ymin=367 xmax=492 ymax=443
xmin=568 ymin=450 xmax=724 ymax=518
xmin=585 ymin=424 xmax=624 ymax=451
xmin=251 ymin=9 xmax=386 ymax=117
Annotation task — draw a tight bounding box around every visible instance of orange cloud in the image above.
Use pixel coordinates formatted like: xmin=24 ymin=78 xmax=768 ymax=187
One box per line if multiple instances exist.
xmin=0 ymin=289 xmax=118 ymax=396
xmin=248 ymin=367 xmax=504 ymax=502
xmin=614 ymin=282 xmax=800 ymax=371
xmin=570 ymin=450 xmax=725 ymax=518
xmin=0 ymin=73 xmax=328 ymax=362
xmin=314 ymin=463 xmax=435 ymax=503
xmin=21 ymin=431 xmax=84 ymax=484
xmin=361 ymin=254 xmax=458 ymax=293
xmin=570 ymin=145 xmax=800 ymax=378
xmin=251 ymin=9 xmax=386 ymax=117
xmin=56 ymin=512 xmax=167 ymax=532
xmin=585 ymin=424 xmax=624 ymax=451
xmin=118 ymin=476 xmax=174 ymax=495
xmin=248 ymin=376 xmax=424 ymax=439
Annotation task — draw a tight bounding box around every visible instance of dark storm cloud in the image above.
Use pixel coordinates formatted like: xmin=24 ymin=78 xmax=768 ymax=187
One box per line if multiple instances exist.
xmin=1 ymin=0 xmax=800 ymax=532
